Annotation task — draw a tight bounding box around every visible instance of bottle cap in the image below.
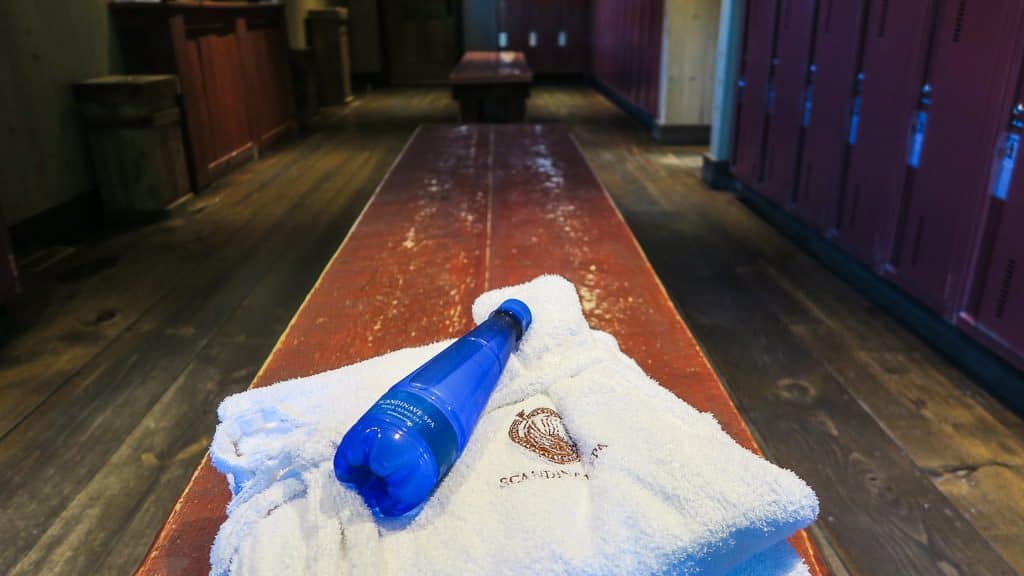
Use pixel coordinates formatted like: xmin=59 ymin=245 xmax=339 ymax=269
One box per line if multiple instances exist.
xmin=494 ymin=298 xmax=532 ymax=336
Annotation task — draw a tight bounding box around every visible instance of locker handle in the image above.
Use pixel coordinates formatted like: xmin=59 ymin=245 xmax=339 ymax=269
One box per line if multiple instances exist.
xmin=528 ymin=31 xmax=537 ymax=47
xmin=558 ymin=31 xmax=567 ymax=47
xmin=991 ymin=104 xmax=1024 ymax=200
xmin=992 ymin=133 xmax=1019 ymax=200
xmin=907 ymin=84 xmax=933 ymax=168
xmin=498 ymin=31 xmax=508 ymax=48
xmin=848 ymin=72 xmax=866 ymax=145
xmin=802 ymin=65 xmax=817 ymax=128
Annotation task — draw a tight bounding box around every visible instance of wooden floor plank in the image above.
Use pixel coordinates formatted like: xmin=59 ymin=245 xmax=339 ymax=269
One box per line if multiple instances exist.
xmin=0 ymin=136 xmax=322 ymax=439
xmin=620 ymin=209 xmax=1014 ymax=574
xmin=10 ymin=150 xmax=401 ymax=576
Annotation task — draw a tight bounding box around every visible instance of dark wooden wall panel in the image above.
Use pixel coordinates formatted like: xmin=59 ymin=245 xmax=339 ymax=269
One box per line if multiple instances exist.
xmin=590 ymin=0 xmax=663 ymax=117
xmin=196 ymin=28 xmax=254 ymax=168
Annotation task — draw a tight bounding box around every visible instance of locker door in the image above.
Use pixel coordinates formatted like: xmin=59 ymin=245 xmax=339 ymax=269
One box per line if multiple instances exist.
xmin=834 ymin=0 xmax=935 ymax=269
xmin=730 ymin=0 xmax=780 ymax=189
xmin=760 ymin=0 xmax=819 ymax=206
xmin=791 ymin=0 xmax=869 ymax=232
xmin=523 ymin=0 xmax=559 ymax=73
xmin=496 ymin=0 xmax=527 ymax=51
xmin=886 ymin=0 xmax=1024 ymax=316
xmin=965 ymin=91 xmax=1024 ymax=359
xmin=558 ymin=0 xmax=589 ymax=74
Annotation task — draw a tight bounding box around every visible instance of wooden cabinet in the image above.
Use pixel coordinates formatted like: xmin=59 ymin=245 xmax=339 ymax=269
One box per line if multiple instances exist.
xmin=110 ymin=2 xmax=296 ymax=191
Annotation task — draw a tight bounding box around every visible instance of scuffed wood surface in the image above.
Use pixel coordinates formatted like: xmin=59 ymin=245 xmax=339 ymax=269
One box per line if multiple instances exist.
xmin=136 ymin=124 xmax=826 ymax=575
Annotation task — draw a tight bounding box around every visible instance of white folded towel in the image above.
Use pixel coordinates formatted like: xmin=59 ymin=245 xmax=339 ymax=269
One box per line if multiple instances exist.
xmin=210 ymin=275 xmax=818 ymax=575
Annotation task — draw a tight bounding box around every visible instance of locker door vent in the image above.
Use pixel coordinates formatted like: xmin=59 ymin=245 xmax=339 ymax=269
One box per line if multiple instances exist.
xmin=953 ymin=0 xmax=968 ymax=43
xmin=996 ymin=258 xmax=1016 ymax=319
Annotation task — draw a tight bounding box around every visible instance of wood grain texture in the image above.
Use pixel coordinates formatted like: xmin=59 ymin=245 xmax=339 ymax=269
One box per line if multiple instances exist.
xmin=134 ymin=123 xmax=827 ymax=575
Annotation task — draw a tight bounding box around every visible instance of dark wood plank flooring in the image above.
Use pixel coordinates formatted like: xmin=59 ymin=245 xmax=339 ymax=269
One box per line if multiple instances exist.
xmin=1 ymin=85 xmax=1022 ymax=575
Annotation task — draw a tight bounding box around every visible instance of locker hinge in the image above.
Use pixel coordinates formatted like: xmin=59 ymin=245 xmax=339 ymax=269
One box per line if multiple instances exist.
xmin=907 ymin=83 xmax=932 ymax=168
xmin=848 ymin=72 xmax=866 ymax=145
xmin=802 ymin=65 xmax=817 ymax=128
xmin=991 ymin=103 xmax=1024 ymax=200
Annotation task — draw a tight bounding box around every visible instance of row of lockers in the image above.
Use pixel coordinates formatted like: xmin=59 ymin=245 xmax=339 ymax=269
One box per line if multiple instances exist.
xmin=494 ymin=0 xmax=589 ymax=75
xmin=730 ymin=0 xmax=1024 ymax=368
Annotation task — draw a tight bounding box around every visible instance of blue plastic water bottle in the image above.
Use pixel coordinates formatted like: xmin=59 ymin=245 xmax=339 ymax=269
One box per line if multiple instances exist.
xmin=333 ymin=299 xmax=531 ymax=516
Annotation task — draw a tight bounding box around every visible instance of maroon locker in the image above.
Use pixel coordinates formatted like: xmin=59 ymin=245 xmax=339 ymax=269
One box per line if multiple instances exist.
xmin=885 ymin=0 xmax=1024 ymax=317
xmin=730 ymin=0 xmax=780 ymax=189
xmin=760 ymin=0 xmax=819 ymax=206
xmin=791 ymin=0 xmax=869 ymax=232
xmin=496 ymin=0 xmax=528 ymax=51
xmin=556 ymin=0 xmax=589 ymax=74
xmin=962 ymin=76 xmax=1024 ymax=365
xmin=523 ymin=0 xmax=559 ymax=73
xmin=834 ymin=0 xmax=935 ymax=269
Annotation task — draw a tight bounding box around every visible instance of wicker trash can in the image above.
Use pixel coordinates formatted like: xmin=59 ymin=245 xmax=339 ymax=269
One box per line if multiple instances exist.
xmin=74 ymin=75 xmax=192 ymax=219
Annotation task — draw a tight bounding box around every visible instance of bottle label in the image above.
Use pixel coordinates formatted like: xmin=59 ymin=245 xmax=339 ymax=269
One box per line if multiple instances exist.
xmin=366 ymin=389 xmax=460 ymax=476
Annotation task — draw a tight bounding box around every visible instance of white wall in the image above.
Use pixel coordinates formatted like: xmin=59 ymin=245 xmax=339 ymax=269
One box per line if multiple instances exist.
xmin=0 ymin=0 xmax=117 ymax=224
xmin=658 ymin=0 xmax=721 ymax=127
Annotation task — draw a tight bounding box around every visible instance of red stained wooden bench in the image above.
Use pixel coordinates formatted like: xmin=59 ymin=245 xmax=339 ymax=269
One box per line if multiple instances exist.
xmin=136 ymin=124 xmax=828 ymax=575
xmin=450 ymin=51 xmax=533 ymax=123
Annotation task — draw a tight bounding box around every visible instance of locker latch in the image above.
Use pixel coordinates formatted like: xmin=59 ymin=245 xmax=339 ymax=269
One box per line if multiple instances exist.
xmin=802 ymin=65 xmax=817 ymax=128
xmin=907 ymin=83 xmax=933 ymax=168
xmin=991 ymin=103 xmax=1023 ymax=200
xmin=848 ymin=72 xmax=866 ymax=145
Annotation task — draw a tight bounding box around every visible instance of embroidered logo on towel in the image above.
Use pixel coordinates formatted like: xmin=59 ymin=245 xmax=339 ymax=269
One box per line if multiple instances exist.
xmin=508 ymin=407 xmax=580 ymax=464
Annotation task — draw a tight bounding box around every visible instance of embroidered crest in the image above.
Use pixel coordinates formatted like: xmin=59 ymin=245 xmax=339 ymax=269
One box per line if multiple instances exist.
xmin=508 ymin=407 xmax=580 ymax=464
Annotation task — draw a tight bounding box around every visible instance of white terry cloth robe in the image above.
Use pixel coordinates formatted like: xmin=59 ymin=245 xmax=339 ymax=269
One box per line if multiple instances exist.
xmin=209 ymin=275 xmax=819 ymax=576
